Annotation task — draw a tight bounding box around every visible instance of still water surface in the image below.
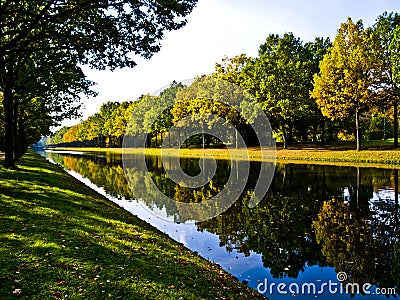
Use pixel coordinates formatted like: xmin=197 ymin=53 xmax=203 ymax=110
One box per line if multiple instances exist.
xmin=41 ymin=150 xmax=399 ymax=299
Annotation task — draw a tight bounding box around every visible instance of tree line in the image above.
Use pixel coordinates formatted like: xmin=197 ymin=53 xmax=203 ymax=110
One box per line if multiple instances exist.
xmin=47 ymin=12 xmax=400 ymax=150
xmin=0 ymin=0 xmax=198 ymax=168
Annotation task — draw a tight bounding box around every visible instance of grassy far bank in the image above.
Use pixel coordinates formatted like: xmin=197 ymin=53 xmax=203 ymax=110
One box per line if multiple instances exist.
xmin=0 ymin=151 xmax=264 ymax=300
xmin=53 ymin=140 xmax=400 ymax=167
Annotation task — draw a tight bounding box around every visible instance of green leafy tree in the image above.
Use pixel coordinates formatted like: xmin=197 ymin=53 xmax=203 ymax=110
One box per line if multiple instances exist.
xmin=156 ymin=82 xmax=184 ymax=143
xmin=390 ymin=23 xmax=400 ymax=146
xmin=173 ymin=76 xmax=251 ymax=148
xmin=49 ymin=126 xmax=70 ymax=145
xmin=90 ymin=113 xmax=107 ymax=147
xmin=81 ymin=116 xmax=97 ymax=143
xmin=110 ymin=102 xmax=131 ymax=147
xmin=214 ymin=54 xmax=251 ymax=85
xmin=51 ymin=100 xmax=132 ymax=147
xmin=371 ymin=12 xmax=400 ymax=147
xmin=303 ymin=37 xmax=332 ymax=144
xmin=392 ymin=26 xmax=400 ymax=83
xmin=124 ymin=100 xmax=141 ymax=139
xmin=170 ymin=97 xmax=216 ymax=148
xmin=365 ymin=112 xmax=393 ymax=140
xmin=14 ymin=97 xmax=53 ymax=157
xmin=311 ymin=18 xmax=377 ymax=151
xmin=241 ymin=33 xmax=312 ymax=148
xmin=63 ymin=124 xmax=80 ymax=143
xmin=125 ymin=95 xmax=157 ymax=146
xmin=0 ymin=94 xmax=4 ymax=150
xmin=100 ymin=102 xmax=120 ymax=147
xmin=143 ymin=82 xmax=183 ymax=146
xmin=0 ymin=0 xmax=198 ymax=168
xmin=4 ymin=48 xmax=96 ymax=158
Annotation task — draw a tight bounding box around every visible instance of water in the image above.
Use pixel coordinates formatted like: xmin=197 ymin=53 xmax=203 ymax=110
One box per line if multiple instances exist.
xmin=40 ymin=150 xmax=399 ymax=299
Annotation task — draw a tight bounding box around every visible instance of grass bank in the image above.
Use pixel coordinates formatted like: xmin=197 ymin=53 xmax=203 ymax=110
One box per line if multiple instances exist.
xmin=53 ymin=143 xmax=400 ymax=168
xmin=0 ymin=151 xmax=264 ymax=299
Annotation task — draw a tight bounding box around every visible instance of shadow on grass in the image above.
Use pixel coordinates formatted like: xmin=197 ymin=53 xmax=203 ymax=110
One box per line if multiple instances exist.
xmin=0 ymin=151 xmax=264 ymax=299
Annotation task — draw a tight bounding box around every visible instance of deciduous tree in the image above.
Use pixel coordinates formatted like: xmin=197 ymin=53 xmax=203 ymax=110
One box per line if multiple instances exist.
xmin=371 ymin=12 xmax=400 ymax=147
xmin=241 ymin=33 xmax=312 ymax=148
xmin=311 ymin=18 xmax=377 ymax=150
xmin=0 ymin=0 xmax=197 ymax=167
xmin=173 ymin=76 xmax=249 ymax=148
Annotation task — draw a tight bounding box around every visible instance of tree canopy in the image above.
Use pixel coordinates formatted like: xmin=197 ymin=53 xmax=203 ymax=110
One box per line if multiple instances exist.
xmin=370 ymin=12 xmax=400 ymax=147
xmin=311 ymin=18 xmax=378 ymax=150
xmin=0 ymin=0 xmax=198 ymax=167
xmin=241 ymin=33 xmax=328 ymax=148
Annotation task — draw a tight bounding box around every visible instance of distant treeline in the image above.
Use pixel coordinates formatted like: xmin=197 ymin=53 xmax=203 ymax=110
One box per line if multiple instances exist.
xmin=47 ymin=13 xmax=400 ymax=150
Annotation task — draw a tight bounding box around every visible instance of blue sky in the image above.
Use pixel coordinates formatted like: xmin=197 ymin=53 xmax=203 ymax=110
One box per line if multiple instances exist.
xmin=69 ymin=0 xmax=400 ymax=127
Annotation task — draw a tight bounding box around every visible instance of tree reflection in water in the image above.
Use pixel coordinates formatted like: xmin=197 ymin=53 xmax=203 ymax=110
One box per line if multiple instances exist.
xmin=45 ymin=151 xmax=400 ymax=295
xmin=313 ymin=168 xmax=399 ymax=294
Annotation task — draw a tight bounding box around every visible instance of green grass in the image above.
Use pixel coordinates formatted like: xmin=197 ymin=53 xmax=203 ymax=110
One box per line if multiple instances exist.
xmin=0 ymin=151 xmax=264 ymax=299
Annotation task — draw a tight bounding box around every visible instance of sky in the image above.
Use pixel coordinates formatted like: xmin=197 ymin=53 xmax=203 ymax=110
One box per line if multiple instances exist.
xmin=65 ymin=0 xmax=400 ymax=128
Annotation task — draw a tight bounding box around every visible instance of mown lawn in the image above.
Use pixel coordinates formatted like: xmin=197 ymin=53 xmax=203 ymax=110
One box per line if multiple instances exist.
xmin=0 ymin=151 xmax=264 ymax=300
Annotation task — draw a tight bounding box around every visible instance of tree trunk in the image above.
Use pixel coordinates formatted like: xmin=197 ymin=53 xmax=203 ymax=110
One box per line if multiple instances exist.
xmin=14 ymin=101 xmax=26 ymax=160
xmin=394 ymin=101 xmax=398 ymax=148
xmin=184 ymin=127 xmax=188 ymax=148
xmin=320 ymin=118 xmax=325 ymax=146
xmin=3 ymin=86 xmax=15 ymax=168
xmin=288 ymin=123 xmax=293 ymax=145
xmin=13 ymin=98 xmax=19 ymax=159
xmin=281 ymin=124 xmax=287 ymax=149
xmin=15 ymin=124 xmax=26 ymax=160
xmin=202 ymin=123 xmax=205 ymax=149
xmin=355 ymin=110 xmax=361 ymax=151
xmin=235 ymin=129 xmax=238 ymax=149
xmin=118 ymin=136 xmax=123 ymax=148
